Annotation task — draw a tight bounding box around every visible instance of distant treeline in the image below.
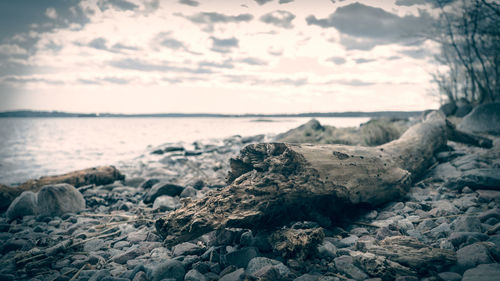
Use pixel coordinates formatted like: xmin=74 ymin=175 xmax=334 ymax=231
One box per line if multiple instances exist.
xmin=0 ymin=110 xmax=422 ymax=119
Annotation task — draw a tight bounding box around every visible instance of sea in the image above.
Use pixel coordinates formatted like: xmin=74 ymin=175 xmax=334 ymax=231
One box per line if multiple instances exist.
xmin=0 ymin=117 xmax=370 ymax=186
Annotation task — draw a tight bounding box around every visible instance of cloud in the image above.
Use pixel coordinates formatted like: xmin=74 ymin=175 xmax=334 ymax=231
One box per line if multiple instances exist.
xmin=45 ymin=8 xmax=57 ymax=19
xmin=88 ymin=38 xmax=108 ymax=50
xmin=354 ymin=58 xmax=375 ymax=64
xmin=0 ymin=44 xmax=28 ymax=55
xmin=179 ymin=0 xmax=199 ymax=7
xmin=306 ymin=2 xmax=433 ymax=49
xmin=78 ymin=77 xmax=132 ymax=85
xmin=210 ymin=36 xmax=239 ymax=53
xmin=239 ymin=57 xmax=268 ymax=66
xmin=199 ymin=60 xmax=235 ymax=69
xmin=395 ymin=0 xmax=456 ymax=7
xmin=111 ymin=43 xmax=139 ymax=51
xmin=110 ymin=58 xmax=213 ymax=74
xmin=337 ymin=79 xmax=375 ymax=86
xmin=102 ymin=77 xmax=131 ymax=84
xmin=98 ymin=0 xmax=139 ymax=11
xmin=279 ymin=0 xmax=294 ymax=3
xmin=183 ymin=12 xmax=253 ymax=32
xmin=399 ymin=48 xmax=432 ymax=59
xmin=260 ymin=10 xmax=296 ymax=29
xmin=255 ymin=0 xmax=273 ymax=5
xmin=155 ymin=32 xmax=186 ymax=50
xmin=327 ymin=56 xmax=346 ymax=65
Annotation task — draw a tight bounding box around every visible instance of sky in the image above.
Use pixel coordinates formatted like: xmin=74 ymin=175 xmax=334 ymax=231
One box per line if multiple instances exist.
xmin=0 ymin=0 xmax=447 ymax=114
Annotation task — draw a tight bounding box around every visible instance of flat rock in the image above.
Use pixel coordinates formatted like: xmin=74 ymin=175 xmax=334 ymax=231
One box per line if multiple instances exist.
xmin=437 ymin=271 xmax=461 ymax=281
xmin=37 ymin=184 xmax=85 ymax=217
xmin=185 ymin=269 xmax=207 ymax=281
xmin=153 ymin=196 xmax=180 ymax=211
xmin=151 ymin=260 xmax=185 ymax=281
xmin=224 ymin=247 xmax=258 ymax=268
xmin=246 ymin=257 xmax=290 ymax=278
xmin=333 ymin=255 xmax=368 ymax=280
xmin=445 ymin=168 xmax=500 ymax=190
xmin=219 ymin=268 xmax=244 ymax=281
xmin=456 ymin=242 xmax=493 ymax=271
xmin=451 ymin=216 xmax=482 ymax=233
xmin=462 ymin=263 xmax=500 ymax=281
xmin=6 ymin=191 xmax=37 ymax=221
xmin=458 ymin=103 xmax=500 ymax=135
xmin=144 ymin=182 xmax=184 ymax=204
xmin=172 ymin=242 xmax=204 ymax=256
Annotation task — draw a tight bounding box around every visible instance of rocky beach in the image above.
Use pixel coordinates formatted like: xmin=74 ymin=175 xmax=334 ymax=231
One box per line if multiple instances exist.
xmin=1 ymin=104 xmax=499 ymax=281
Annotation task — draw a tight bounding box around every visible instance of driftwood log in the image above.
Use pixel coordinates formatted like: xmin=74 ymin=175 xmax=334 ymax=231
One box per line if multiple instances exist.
xmin=155 ymin=112 xmax=489 ymax=244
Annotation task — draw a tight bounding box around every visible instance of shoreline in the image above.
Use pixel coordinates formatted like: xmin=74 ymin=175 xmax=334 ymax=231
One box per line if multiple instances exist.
xmin=1 ymin=109 xmax=499 ymax=281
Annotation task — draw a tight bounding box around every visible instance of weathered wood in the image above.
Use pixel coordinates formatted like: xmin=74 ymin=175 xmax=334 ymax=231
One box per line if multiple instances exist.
xmin=0 ymin=166 xmax=124 ymax=211
xmin=156 ymin=112 xmax=451 ymax=244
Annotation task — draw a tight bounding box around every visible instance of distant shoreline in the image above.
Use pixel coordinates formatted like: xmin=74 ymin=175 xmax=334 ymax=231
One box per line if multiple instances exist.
xmin=0 ymin=110 xmax=423 ymax=119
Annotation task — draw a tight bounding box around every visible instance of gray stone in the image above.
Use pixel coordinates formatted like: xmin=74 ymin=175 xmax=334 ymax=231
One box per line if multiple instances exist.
xmin=0 ymin=239 xmax=28 ymax=254
xmin=448 ymin=232 xmax=488 ymax=248
xmin=37 ymin=184 xmax=85 ymax=217
xmin=88 ymin=270 xmax=111 ymax=281
xmin=317 ymin=241 xmax=337 ymax=260
xmin=429 ymin=201 xmax=459 ymax=216
xmin=452 ymin=216 xmax=482 ymax=233
xmin=456 ymin=242 xmax=493 ymax=271
xmin=6 ymin=191 xmax=37 ymax=221
xmin=446 ymin=168 xmax=500 ymax=190
xmin=294 ymin=274 xmax=320 ymax=281
xmin=140 ymin=178 xmax=160 ymax=189
xmin=112 ymin=247 xmax=144 ymax=264
xmin=219 ymin=268 xmax=244 ymax=281
xmin=439 ymin=102 xmax=457 ymax=116
xmin=84 ymin=239 xmax=106 ymax=252
xmin=246 ymin=257 xmax=290 ymax=278
xmin=462 ymin=263 xmax=500 ymax=281
xmin=251 ymin=265 xmax=280 ymax=281
xmin=180 ymin=187 xmax=198 ymax=198
xmin=437 ymin=271 xmax=461 ymax=281
xmin=144 ymin=182 xmax=184 ymax=204
xmin=152 ymin=260 xmax=185 ymax=281
xmin=173 ymin=242 xmax=204 ymax=256
xmin=153 ymin=196 xmax=180 ymax=211
xmin=333 ymin=255 xmax=368 ymax=280
xmin=185 ymin=269 xmax=207 ymax=281
xmin=428 ymin=223 xmax=451 ymax=239
xmin=477 ymin=190 xmax=500 ymax=203
xmin=224 ymin=247 xmax=258 ymax=268
xmin=337 ymin=235 xmax=358 ymax=248
xmin=479 ymin=208 xmax=500 ymax=222
xmin=394 ymin=277 xmax=418 ymax=281
xmin=458 ymin=102 xmax=500 ymax=135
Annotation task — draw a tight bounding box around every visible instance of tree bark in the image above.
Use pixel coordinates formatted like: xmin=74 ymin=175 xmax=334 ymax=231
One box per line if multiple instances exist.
xmin=156 ymin=112 xmax=453 ymax=244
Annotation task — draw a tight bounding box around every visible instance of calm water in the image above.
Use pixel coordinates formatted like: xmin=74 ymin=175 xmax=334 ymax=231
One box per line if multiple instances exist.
xmin=0 ymin=117 xmax=369 ymax=185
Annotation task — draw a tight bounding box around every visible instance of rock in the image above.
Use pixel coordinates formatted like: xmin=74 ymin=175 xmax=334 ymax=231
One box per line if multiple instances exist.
xmin=317 ymin=241 xmax=337 ymax=260
xmin=37 ymin=184 xmax=85 ymax=217
xmin=84 ymin=239 xmax=106 ymax=252
xmin=456 ymin=242 xmax=493 ymax=271
xmin=0 ymin=239 xmax=28 ymax=254
xmin=479 ymin=208 xmax=500 ymax=222
xmin=360 ymin=236 xmax=456 ymax=273
xmin=448 ymin=232 xmax=488 ymax=248
xmin=224 ymin=247 xmax=258 ymax=268
xmin=6 ymin=191 xmax=37 ymax=221
xmin=445 ymin=168 xmax=500 ymax=190
xmin=172 ymin=242 xmax=204 ymax=256
xmin=294 ymin=274 xmax=320 ymax=281
xmin=477 ymin=190 xmax=500 ymax=203
xmin=251 ymin=265 xmax=281 ymax=281
xmin=462 ymin=263 xmax=500 ymax=281
xmin=246 ymin=257 xmax=291 ymax=278
xmin=439 ymin=102 xmax=457 ymax=116
xmin=452 ymin=216 xmax=482 ymax=233
xmin=153 ymin=196 xmax=180 ymax=211
xmin=454 ymin=99 xmax=473 ymax=117
xmin=112 ymin=247 xmax=145 ymax=264
xmin=185 ymin=269 xmax=207 ymax=281
xmin=144 ymin=182 xmax=184 ymax=204
xmin=219 ymin=268 xmax=244 ymax=281
xmin=0 ymin=184 xmax=23 ymax=211
xmin=140 ymin=178 xmax=160 ymax=189
xmin=437 ymin=271 xmax=461 ymax=281
xmin=180 ymin=187 xmax=198 ymax=198
xmin=152 ymin=260 xmax=186 ymax=281
xmin=338 ymin=235 xmax=358 ymax=248
xmin=429 ymin=201 xmax=459 ymax=217
xmin=333 ymin=255 xmax=368 ymax=280
xmin=458 ymin=102 xmax=500 ymax=135
xmin=132 ymin=271 xmax=147 ymax=281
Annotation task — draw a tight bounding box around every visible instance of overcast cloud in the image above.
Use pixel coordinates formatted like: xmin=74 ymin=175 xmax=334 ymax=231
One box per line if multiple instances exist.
xmin=0 ymin=0 xmax=442 ymax=114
